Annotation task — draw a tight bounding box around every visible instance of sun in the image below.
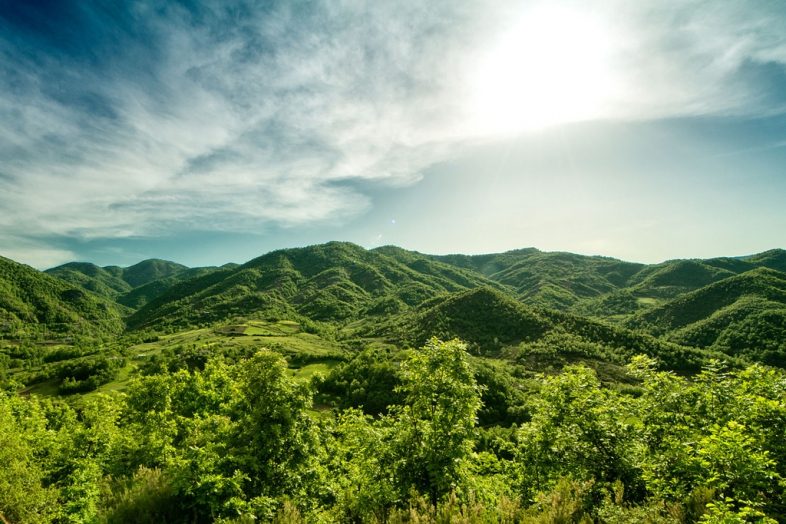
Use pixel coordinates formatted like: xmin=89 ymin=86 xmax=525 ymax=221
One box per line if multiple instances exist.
xmin=467 ymin=6 xmax=619 ymax=135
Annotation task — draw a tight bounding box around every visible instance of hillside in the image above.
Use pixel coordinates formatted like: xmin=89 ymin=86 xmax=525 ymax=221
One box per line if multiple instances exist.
xmin=127 ymin=242 xmax=503 ymax=330
xmin=363 ymin=286 xmax=726 ymax=373
xmin=433 ymin=248 xmax=645 ymax=309
xmin=625 ymin=268 xmax=786 ymax=363
xmin=116 ymin=266 xmax=226 ymax=309
xmin=743 ymin=248 xmax=786 ymax=273
xmin=47 ymin=259 xmax=226 ymax=310
xmin=430 ymin=249 xmax=786 ymax=332
xmin=0 ymin=256 xmax=124 ymax=336
xmin=44 ymin=262 xmax=133 ymax=298
xmin=47 ymin=258 xmax=187 ymax=294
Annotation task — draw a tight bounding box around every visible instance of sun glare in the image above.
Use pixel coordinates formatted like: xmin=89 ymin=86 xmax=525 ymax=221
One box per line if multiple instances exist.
xmin=468 ymin=6 xmax=619 ymax=135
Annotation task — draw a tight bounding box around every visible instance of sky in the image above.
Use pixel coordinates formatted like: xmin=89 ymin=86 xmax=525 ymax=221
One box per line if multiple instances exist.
xmin=1 ymin=0 xmax=785 ymax=269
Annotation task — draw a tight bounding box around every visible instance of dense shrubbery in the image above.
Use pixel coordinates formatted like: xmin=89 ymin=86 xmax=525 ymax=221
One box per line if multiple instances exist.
xmin=1 ymin=339 xmax=784 ymax=523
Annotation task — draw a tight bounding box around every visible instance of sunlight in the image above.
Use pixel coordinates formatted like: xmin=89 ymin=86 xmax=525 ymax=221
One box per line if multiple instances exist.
xmin=467 ymin=6 xmax=619 ymax=134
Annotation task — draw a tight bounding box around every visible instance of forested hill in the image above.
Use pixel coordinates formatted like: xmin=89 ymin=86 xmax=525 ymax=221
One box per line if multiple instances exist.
xmin=430 ymin=248 xmax=646 ymax=309
xmin=0 ymin=256 xmax=124 ymax=336
xmin=3 ymin=243 xmax=785 ymax=364
xmin=127 ymin=241 xmax=503 ymax=330
xmin=46 ymin=259 xmax=187 ymax=295
xmin=46 ymin=259 xmax=239 ymax=310
xmin=430 ymin=247 xmax=786 ymax=312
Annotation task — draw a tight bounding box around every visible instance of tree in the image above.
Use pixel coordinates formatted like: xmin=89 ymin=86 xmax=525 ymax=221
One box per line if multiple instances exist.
xmin=516 ymin=365 xmax=642 ymax=502
xmin=389 ymin=338 xmax=483 ymax=504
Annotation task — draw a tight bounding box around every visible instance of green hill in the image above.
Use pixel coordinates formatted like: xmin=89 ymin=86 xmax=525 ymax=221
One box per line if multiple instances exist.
xmin=367 ymin=286 xmax=725 ymax=373
xmin=626 ymin=259 xmax=738 ymax=298
xmin=0 ymin=256 xmax=124 ymax=336
xmin=116 ymin=267 xmax=223 ymax=309
xmin=45 ymin=262 xmax=133 ymax=298
xmin=742 ymin=248 xmax=786 ymax=273
xmin=46 ymin=259 xmax=228 ymax=310
xmin=121 ymin=259 xmax=188 ymax=288
xmin=626 ymin=267 xmax=786 ymax=363
xmin=47 ymin=258 xmax=187 ymax=295
xmin=383 ymin=287 xmax=551 ymax=348
xmin=434 ymin=249 xmax=645 ymax=309
xmin=127 ymin=242 xmax=502 ymax=330
xmin=22 ymin=244 xmax=786 ymax=367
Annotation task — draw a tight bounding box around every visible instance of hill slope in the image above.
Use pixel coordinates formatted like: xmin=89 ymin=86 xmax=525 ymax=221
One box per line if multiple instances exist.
xmin=0 ymin=256 xmax=124 ymax=336
xmin=626 ymin=268 xmax=786 ymax=364
xmin=46 ymin=259 xmax=226 ymax=310
xmin=432 ymin=248 xmax=645 ymax=309
xmin=363 ymin=286 xmax=726 ymax=372
xmin=44 ymin=262 xmax=133 ymax=298
xmin=127 ymin=242 xmax=503 ymax=330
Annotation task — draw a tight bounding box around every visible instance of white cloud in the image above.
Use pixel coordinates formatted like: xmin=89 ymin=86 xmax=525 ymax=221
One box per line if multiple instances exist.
xmin=0 ymin=0 xmax=785 ymax=260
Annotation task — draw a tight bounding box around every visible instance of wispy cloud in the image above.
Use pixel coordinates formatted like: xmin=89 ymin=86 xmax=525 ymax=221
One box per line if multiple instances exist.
xmin=0 ymin=0 xmax=785 ymax=266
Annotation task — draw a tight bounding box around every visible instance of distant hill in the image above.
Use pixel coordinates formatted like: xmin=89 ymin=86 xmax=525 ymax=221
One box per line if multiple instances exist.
xmin=625 ymin=267 xmax=786 ymax=365
xmin=14 ymin=243 xmax=786 ymax=366
xmin=429 ymin=248 xmax=786 ymax=324
xmin=362 ymin=287 xmax=728 ymax=373
xmin=117 ymin=266 xmax=226 ymax=309
xmin=742 ymin=248 xmax=786 ymax=273
xmin=46 ymin=259 xmax=226 ymax=310
xmin=118 ymin=259 xmax=188 ymax=288
xmin=127 ymin=242 xmax=503 ymax=330
xmin=44 ymin=262 xmax=133 ymax=298
xmin=47 ymin=258 xmax=186 ymax=295
xmin=432 ymin=248 xmax=645 ymax=310
xmin=0 ymin=256 xmax=124 ymax=336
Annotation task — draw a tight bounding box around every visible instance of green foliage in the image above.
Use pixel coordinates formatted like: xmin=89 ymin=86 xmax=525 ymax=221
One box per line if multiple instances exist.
xmin=100 ymin=467 xmax=179 ymax=524
xmin=0 ymin=392 xmax=59 ymax=523
xmin=392 ymin=339 xmax=483 ymax=503
xmin=516 ymin=366 xmax=643 ymax=502
xmin=318 ymin=347 xmax=403 ymax=415
xmin=0 ymin=255 xmax=124 ymax=337
xmin=1 ymin=343 xmax=786 ymax=522
xmin=4 ymin=244 xmax=786 ymax=522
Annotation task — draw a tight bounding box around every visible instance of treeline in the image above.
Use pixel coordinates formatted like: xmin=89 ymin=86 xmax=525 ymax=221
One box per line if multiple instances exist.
xmin=1 ymin=340 xmax=784 ymax=523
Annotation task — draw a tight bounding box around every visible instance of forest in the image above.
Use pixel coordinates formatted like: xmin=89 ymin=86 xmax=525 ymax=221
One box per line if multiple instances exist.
xmin=1 ymin=243 xmax=786 ymax=523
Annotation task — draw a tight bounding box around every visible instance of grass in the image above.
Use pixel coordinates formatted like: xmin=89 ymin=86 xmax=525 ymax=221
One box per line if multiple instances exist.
xmin=636 ymin=297 xmax=660 ymax=306
xmin=5 ymin=320 xmax=346 ymax=400
xmin=68 ymin=320 xmax=345 ymax=398
xmin=289 ymin=360 xmax=339 ymax=382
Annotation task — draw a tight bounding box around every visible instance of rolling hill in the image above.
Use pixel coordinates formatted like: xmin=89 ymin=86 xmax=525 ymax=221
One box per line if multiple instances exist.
xmin=625 ymin=267 xmax=786 ymax=364
xmin=46 ymin=259 xmax=229 ymax=310
xmin=0 ymin=256 xmax=124 ymax=336
xmin=6 ymin=243 xmax=785 ymax=368
xmin=126 ymin=242 xmax=504 ymax=330
xmin=46 ymin=258 xmax=188 ymax=296
xmin=432 ymin=248 xmax=645 ymax=309
xmin=361 ymin=286 xmax=727 ymax=373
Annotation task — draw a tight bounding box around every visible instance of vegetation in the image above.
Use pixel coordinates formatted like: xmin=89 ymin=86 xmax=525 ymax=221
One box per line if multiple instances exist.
xmin=1 ymin=340 xmax=785 ymax=522
xmin=2 ymin=242 xmax=786 ymax=521
xmin=0 ymin=256 xmax=124 ymax=337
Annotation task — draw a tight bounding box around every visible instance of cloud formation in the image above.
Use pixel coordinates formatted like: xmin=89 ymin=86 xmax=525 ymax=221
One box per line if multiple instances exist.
xmin=0 ymin=0 xmax=785 ymax=266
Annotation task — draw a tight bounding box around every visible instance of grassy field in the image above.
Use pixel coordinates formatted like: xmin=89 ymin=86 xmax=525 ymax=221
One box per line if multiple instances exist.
xmin=8 ymin=319 xmax=348 ymax=400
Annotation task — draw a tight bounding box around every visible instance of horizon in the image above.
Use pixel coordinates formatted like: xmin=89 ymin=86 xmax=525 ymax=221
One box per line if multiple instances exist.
xmin=32 ymin=240 xmax=785 ymax=272
xmin=2 ymin=1 xmax=786 ymax=268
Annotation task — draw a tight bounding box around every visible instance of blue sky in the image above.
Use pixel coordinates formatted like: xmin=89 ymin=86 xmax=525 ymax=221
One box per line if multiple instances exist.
xmin=1 ymin=1 xmax=785 ymax=268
